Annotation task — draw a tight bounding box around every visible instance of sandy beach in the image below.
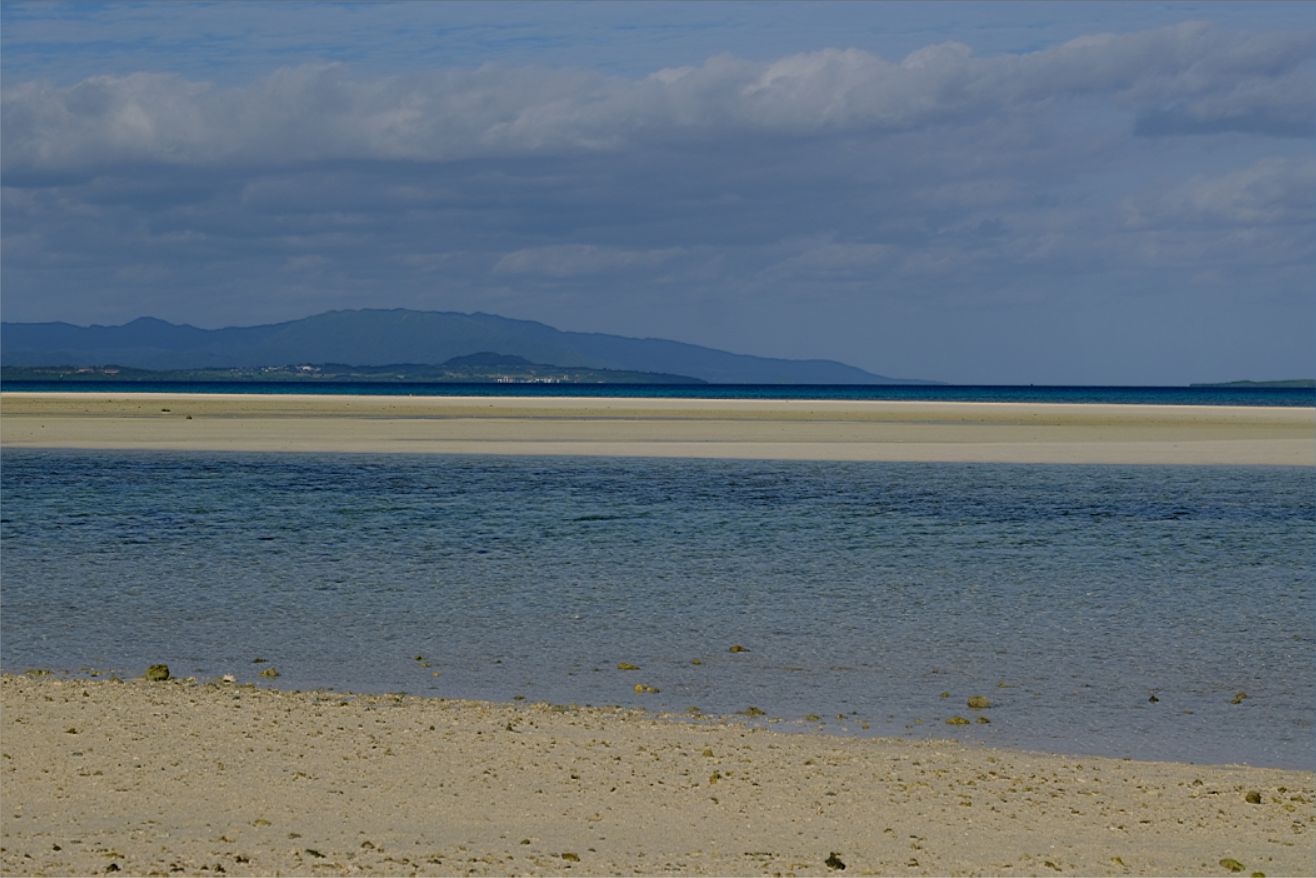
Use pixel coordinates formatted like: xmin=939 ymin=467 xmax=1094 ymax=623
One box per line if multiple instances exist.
xmin=2 ymin=674 xmax=1312 ymax=878
xmin=1 ymin=392 xmax=1312 ymax=465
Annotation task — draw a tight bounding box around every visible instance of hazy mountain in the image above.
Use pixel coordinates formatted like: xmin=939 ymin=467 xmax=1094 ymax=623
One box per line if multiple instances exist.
xmin=0 ymin=308 xmax=929 ymax=384
xmin=0 ymin=356 xmax=707 ymax=385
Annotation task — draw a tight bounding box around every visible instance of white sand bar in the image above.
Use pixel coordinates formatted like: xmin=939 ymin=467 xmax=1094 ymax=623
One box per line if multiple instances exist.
xmin=2 ymin=391 xmax=1312 ymax=464
xmin=2 ymin=675 xmax=1313 ymax=877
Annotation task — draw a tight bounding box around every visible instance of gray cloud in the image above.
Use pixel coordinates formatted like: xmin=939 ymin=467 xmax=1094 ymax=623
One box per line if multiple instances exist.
xmin=494 ymin=244 xmax=684 ymax=278
xmin=1133 ymin=66 xmax=1315 ymax=139
xmin=1125 ymin=157 xmax=1316 ymax=229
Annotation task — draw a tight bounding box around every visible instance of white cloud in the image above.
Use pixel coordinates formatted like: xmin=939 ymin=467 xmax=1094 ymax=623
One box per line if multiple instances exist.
xmin=3 ymin=23 xmax=1310 ymax=176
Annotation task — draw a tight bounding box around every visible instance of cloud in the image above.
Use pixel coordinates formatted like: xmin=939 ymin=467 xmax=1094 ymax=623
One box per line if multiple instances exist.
xmin=1124 ymin=157 xmax=1316 ymax=228
xmin=3 ymin=22 xmax=1311 ymax=177
xmin=1133 ymin=66 xmax=1315 ymax=138
xmin=764 ymin=238 xmax=892 ymax=282
xmin=1114 ymin=157 xmax=1316 ymax=281
xmin=494 ymin=244 xmax=683 ymax=278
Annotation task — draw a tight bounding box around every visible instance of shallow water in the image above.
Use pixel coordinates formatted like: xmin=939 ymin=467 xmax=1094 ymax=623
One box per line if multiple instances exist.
xmin=2 ymin=450 xmax=1312 ymax=768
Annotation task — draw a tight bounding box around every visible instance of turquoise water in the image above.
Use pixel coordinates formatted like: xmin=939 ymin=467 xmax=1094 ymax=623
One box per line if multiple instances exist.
xmin=2 ymin=450 xmax=1311 ymax=768
xmin=2 ymin=380 xmax=1313 ymax=407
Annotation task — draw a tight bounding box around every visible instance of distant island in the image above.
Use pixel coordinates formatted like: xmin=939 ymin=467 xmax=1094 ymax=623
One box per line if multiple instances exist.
xmin=0 ymin=353 xmax=704 ymax=386
xmin=0 ymin=308 xmax=933 ymax=385
xmin=1190 ymin=379 xmax=1315 ymax=388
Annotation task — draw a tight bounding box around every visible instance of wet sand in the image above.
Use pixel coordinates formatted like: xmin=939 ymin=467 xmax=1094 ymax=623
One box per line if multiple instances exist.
xmin=2 ymin=392 xmax=1312 ymax=464
xmin=1 ymin=674 xmax=1312 ymax=877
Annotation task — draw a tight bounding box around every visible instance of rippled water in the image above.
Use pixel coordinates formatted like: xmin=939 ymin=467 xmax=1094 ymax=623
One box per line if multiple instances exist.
xmin=2 ymin=450 xmax=1312 ymax=768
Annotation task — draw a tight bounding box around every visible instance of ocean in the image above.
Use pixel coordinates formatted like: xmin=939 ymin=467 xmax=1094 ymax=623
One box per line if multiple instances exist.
xmin=2 ymin=380 xmax=1313 ymax=407
xmin=2 ymin=448 xmax=1312 ymax=769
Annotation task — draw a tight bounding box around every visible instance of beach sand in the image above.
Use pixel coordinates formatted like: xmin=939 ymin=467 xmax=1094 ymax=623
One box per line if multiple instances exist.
xmin=1 ymin=674 xmax=1312 ymax=877
xmin=2 ymin=392 xmax=1312 ymax=465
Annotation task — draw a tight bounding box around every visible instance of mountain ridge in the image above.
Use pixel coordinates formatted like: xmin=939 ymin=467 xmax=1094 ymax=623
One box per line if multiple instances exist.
xmin=1 ymin=308 xmax=932 ymax=385
xmin=0 ymin=355 xmax=708 ymax=386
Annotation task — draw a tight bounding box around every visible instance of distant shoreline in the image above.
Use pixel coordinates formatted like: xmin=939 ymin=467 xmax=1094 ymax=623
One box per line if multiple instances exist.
xmin=1191 ymin=379 xmax=1315 ymax=388
xmin=2 ymin=380 xmax=1313 ymax=407
xmin=3 ymin=391 xmax=1312 ymax=465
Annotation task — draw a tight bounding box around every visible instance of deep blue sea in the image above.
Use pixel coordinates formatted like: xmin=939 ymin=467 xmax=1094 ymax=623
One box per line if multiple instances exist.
xmin=2 ymin=449 xmax=1312 ymax=769
xmin=2 ymin=380 xmax=1313 ymax=407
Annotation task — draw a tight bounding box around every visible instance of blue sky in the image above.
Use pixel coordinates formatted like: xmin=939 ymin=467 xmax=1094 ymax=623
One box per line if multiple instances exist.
xmin=2 ymin=1 xmax=1312 ymax=383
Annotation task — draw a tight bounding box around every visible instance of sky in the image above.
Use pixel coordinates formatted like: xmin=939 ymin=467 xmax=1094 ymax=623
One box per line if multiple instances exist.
xmin=2 ymin=1 xmax=1313 ymax=384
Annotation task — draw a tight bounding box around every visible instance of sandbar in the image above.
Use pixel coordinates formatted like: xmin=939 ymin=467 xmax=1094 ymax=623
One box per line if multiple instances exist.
xmin=1 ymin=674 xmax=1312 ymax=877
xmin=2 ymin=392 xmax=1312 ymax=465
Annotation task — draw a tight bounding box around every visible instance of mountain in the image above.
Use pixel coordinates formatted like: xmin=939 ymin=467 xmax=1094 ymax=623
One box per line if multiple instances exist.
xmin=0 ymin=309 xmax=929 ymax=384
xmin=0 ymin=357 xmax=707 ymax=385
